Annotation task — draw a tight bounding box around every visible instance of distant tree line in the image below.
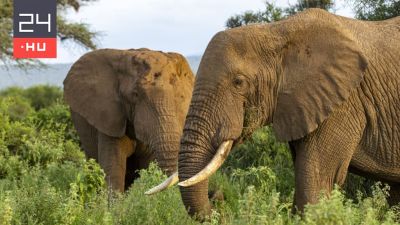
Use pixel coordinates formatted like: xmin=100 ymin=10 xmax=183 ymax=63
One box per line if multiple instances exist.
xmin=353 ymin=0 xmax=400 ymax=20
xmin=226 ymin=0 xmax=400 ymax=28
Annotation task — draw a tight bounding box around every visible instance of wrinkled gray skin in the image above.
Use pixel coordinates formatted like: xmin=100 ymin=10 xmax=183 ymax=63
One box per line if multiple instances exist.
xmin=178 ymin=9 xmax=400 ymax=218
xmin=64 ymin=48 xmax=194 ymax=191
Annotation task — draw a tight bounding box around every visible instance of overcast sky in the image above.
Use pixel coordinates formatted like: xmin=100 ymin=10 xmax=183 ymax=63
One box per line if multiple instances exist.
xmin=45 ymin=0 xmax=354 ymax=63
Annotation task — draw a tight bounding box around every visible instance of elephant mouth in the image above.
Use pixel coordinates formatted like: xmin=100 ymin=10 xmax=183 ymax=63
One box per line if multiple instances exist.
xmin=145 ymin=140 xmax=234 ymax=194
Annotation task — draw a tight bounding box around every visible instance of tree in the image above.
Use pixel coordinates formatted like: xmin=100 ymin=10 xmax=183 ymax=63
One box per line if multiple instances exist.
xmin=352 ymin=0 xmax=400 ymax=20
xmin=0 ymin=0 xmax=98 ymax=67
xmin=226 ymin=3 xmax=284 ymax=28
xmin=285 ymin=0 xmax=334 ymax=15
xmin=226 ymin=0 xmax=335 ymax=28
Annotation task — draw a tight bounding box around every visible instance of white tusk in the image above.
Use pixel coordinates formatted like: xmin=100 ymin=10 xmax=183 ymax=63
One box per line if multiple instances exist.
xmin=178 ymin=140 xmax=233 ymax=187
xmin=145 ymin=172 xmax=179 ymax=195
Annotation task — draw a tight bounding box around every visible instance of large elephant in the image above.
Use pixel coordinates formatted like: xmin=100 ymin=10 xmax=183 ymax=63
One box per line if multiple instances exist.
xmin=64 ymin=48 xmax=194 ymax=192
xmin=150 ymin=9 xmax=400 ymax=218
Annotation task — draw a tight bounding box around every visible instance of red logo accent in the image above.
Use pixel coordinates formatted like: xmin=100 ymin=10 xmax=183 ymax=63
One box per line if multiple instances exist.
xmin=13 ymin=38 xmax=57 ymax=58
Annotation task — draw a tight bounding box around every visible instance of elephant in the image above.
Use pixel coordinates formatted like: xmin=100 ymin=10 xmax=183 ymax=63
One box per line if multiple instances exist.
xmin=64 ymin=48 xmax=194 ymax=192
xmin=149 ymin=9 xmax=400 ymax=218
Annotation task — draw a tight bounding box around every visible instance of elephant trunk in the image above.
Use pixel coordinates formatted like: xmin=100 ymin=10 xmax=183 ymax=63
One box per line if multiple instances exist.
xmin=178 ymin=128 xmax=213 ymax=218
xmin=150 ymin=117 xmax=182 ymax=176
xmin=151 ymin=131 xmax=181 ymax=176
xmin=178 ymin=95 xmax=217 ymax=218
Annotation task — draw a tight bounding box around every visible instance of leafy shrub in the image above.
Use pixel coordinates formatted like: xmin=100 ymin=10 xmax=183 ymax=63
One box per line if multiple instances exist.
xmin=22 ymin=85 xmax=63 ymax=110
xmin=0 ymin=85 xmax=398 ymax=225
xmin=0 ymin=96 xmax=33 ymax=121
xmin=301 ymin=184 xmax=397 ymax=225
xmin=0 ymin=85 xmax=63 ymax=110
xmin=223 ymin=126 xmax=295 ymax=198
xmin=343 ymin=173 xmax=376 ymax=201
xmin=0 ymin=195 xmax=13 ymax=225
xmin=0 ymin=87 xmax=24 ymax=98
xmin=111 ymin=163 xmax=197 ymax=225
xmin=73 ymin=159 xmax=106 ymax=204
xmin=0 ymin=165 xmax=107 ymax=225
xmin=32 ymin=103 xmax=79 ymax=143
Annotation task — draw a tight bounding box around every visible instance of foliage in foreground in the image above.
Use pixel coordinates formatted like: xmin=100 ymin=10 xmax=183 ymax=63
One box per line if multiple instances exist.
xmin=0 ymin=85 xmax=398 ymax=224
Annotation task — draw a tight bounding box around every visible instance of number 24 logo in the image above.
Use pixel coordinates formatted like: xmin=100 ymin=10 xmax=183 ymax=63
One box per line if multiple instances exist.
xmin=19 ymin=13 xmax=51 ymax=33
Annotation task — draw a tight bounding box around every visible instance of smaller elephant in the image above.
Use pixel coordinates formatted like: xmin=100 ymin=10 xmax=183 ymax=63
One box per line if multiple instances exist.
xmin=64 ymin=48 xmax=194 ymax=192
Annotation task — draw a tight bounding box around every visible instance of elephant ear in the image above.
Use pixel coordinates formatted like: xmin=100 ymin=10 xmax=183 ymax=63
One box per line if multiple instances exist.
xmin=272 ymin=17 xmax=368 ymax=141
xmin=64 ymin=49 xmax=147 ymax=137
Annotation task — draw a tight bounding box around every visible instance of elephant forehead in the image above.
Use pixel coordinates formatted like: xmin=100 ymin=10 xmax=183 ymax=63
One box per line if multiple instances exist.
xmin=134 ymin=51 xmax=170 ymax=67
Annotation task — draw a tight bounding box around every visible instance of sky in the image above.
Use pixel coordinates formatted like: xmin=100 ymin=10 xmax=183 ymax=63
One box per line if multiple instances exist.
xmin=45 ymin=0 xmax=354 ymax=63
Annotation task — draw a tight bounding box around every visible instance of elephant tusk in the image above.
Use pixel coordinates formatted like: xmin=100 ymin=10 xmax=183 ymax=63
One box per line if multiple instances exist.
xmin=145 ymin=172 xmax=179 ymax=195
xmin=178 ymin=140 xmax=233 ymax=187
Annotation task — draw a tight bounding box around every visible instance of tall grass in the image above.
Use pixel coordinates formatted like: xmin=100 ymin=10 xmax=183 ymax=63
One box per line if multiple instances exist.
xmin=0 ymin=85 xmax=398 ymax=224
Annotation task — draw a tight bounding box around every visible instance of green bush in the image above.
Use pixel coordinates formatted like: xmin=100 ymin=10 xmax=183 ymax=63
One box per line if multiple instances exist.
xmin=0 ymin=85 xmax=63 ymax=110
xmin=111 ymin=163 xmax=197 ymax=225
xmin=0 ymin=85 xmax=398 ymax=224
xmin=301 ymin=184 xmax=397 ymax=225
xmin=32 ymin=103 xmax=79 ymax=143
xmin=0 ymin=87 xmax=25 ymax=98
xmin=223 ymin=126 xmax=295 ymax=199
xmin=0 ymin=96 xmax=33 ymax=121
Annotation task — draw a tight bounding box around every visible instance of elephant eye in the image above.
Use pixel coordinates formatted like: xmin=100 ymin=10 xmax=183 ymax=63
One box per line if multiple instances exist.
xmin=233 ymin=76 xmax=245 ymax=88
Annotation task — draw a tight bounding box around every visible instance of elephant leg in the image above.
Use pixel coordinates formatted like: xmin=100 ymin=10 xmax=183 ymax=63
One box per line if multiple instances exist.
xmin=292 ymin=111 xmax=364 ymax=212
xmin=293 ymin=140 xmax=354 ymax=212
xmin=125 ymin=142 xmax=154 ymax=190
xmin=98 ymin=132 xmax=134 ymax=192
xmin=388 ymin=183 xmax=400 ymax=207
xmin=71 ymin=111 xmax=98 ymax=160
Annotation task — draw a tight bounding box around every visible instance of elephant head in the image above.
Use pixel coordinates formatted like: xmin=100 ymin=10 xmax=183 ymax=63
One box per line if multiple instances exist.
xmin=64 ymin=48 xmax=194 ymax=178
xmin=151 ymin=9 xmax=368 ymax=218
